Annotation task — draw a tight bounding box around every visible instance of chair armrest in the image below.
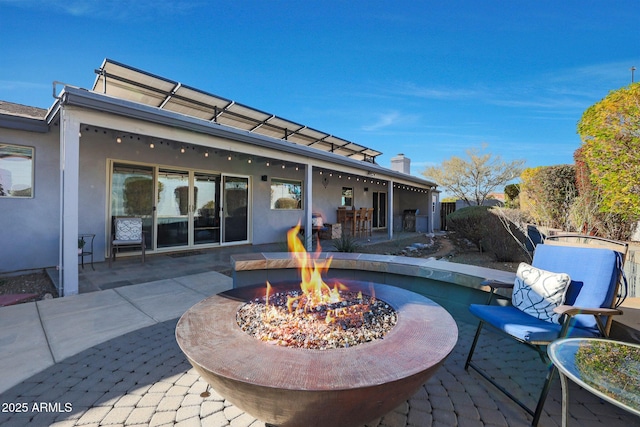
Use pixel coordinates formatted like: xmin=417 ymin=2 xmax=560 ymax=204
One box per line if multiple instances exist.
xmin=480 ymin=279 xmax=513 ymax=305
xmin=554 ymin=304 xmax=623 ymax=317
xmin=481 ymin=279 xmax=514 ymax=290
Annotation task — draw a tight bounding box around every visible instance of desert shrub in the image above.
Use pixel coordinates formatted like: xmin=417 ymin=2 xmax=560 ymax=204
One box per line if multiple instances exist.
xmin=331 ymin=233 xmax=361 ymax=253
xmin=571 ymin=147 xmax=637 ymax=240
xmin=446 ymin=206 xmax=491 ymax=251
xmin=448 ymin=206 xmax=530 ymax=262
xmin=520 ymin=165 xmax=577 ymax=229
xmin=483 ymin=209 xmax=531 ymax=262
xmin=504 ymin=183 xmax=520 ymax=208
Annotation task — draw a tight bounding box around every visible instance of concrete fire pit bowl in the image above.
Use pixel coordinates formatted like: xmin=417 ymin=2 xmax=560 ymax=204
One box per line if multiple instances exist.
xmin=176 ymin=280 xmax=458 ymax=427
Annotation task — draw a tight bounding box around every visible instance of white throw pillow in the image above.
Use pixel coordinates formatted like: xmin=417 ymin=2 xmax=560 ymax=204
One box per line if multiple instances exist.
xmin=511 ymin=263 xmax=571 ymax=324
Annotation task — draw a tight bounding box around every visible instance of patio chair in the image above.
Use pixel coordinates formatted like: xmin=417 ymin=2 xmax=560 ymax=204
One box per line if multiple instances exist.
xmin=355 ymin=207 xmax=368 ymax=237
xmin=464 ymin=235 xmax=628 ymax=426
xmin=109 ymin=217 xmax=146 ymax=267
xmin=357 ymin=207 xmax=373 ymax=237
xmin=337 ymin=207 xmax=352 ymax=235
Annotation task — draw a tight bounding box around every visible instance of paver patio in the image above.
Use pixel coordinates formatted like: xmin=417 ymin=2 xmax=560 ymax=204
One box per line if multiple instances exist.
xmin=0 ymin=279 xmax=636 ymax=426
xmin=1 ymin=239 xmax=638 ymax=426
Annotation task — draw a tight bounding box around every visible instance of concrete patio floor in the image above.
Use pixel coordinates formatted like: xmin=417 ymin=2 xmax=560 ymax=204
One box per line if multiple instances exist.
xmin=1 ymin=240 xmax=638 ymax=426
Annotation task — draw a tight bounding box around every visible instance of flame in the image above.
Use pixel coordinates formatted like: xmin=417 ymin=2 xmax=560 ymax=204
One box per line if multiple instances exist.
xmin=265 ymin=281 xmax=272 ymax=307
xmin=284 ymin=222 xmax=346 ymax=312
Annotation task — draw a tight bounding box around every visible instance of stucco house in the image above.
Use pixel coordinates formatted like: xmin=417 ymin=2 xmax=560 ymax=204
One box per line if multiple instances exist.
xmin=0 ymin=59 xmax=439 ymax=296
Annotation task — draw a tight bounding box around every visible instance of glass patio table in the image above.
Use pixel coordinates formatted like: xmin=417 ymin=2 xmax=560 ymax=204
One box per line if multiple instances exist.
xmin=548 ymin=338 xmax=640 ymax=427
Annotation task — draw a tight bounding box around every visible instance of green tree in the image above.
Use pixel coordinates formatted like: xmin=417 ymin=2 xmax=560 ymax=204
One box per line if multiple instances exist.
xmin=577 ymin=83 xmax=640 ymax=223
xmin=422 ymin=145 xmax=524 ymax=206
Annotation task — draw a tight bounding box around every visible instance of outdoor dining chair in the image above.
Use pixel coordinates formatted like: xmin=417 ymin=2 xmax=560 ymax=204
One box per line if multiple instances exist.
xmin=464 ymin=235 xmax=628 ymax=426
xmin=358 ymin=207 xmax=373 ymax=237
xmin=109 ymin=217 xmax=146 ymax=267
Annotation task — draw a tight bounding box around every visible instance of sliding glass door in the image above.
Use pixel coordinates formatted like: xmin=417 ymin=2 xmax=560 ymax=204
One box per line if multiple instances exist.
xmin=157 ymin=168 xmax=190 ymax=248
xmin=222 ymin=175 xmax=249 ymax=243
xmin=372 ymin=191 xmax=387 ymax=229
xmin=111 ymin=162 xmax=247 ymax=253
xmin=111 ymin=163 xmax=154 ymax=249
xmin=193 ymin=173 xmax=221 ymax=245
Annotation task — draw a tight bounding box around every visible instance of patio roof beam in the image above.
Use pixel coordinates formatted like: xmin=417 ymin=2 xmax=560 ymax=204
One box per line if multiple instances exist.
xmin=249 ymin=115 xmax=275 ymax=132
xmin=306 ymin=135 xmax=329 ymax=147
xmin=211 ymin=102 xmax=236 ymax=123
xmin=158 ymin=82 xmax=182 ymax=109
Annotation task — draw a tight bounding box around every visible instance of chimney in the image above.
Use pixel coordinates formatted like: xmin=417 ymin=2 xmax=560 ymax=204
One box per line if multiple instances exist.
xmin=390 ymin=153 xmax=411 ymax=174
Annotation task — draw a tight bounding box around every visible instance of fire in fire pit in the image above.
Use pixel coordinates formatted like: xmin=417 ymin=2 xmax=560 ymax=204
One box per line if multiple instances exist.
xmin=237 ymin=289 xmax=396 ymax=349
xmin=237 ymin=224 xmax=397 ymax=349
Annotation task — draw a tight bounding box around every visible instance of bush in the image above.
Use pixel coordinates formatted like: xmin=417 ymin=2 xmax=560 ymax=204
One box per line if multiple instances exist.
xmin=577 ymin=83 xmax=640 ymax=223
xmin=504 ymin=183 xmax=520 ymax=208
xmin=483 ymin=209 xmax=531 ymax=262
xmin=446 ymin=206 xmax=491 ymax=251
xmin=447 ymin=206 xmax=530 ymax=262
xmin=520 ymin=165 xmax=577 ymax=229
xmin=331 ymin=233 xmax=361 ymax=253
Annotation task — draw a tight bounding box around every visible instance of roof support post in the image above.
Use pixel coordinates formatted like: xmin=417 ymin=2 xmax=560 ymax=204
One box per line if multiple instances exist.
xmin=59 ymin=108 xmax=80 ymax=296
xmin=428 ymin=189 xmax=436 ymax=233
xmin=387 ymin=180 xmax=394 ymax=241
xmin=305 ymin=164 xmax=313 ymax=252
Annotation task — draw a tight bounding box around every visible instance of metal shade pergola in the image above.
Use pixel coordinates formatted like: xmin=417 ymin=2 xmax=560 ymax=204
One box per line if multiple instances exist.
xmin=92 ymin=59 xmax=382 ymax=163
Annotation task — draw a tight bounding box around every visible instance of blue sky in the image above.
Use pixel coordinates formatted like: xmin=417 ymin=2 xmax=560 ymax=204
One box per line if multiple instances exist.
xmin=1 ymin=1 xmax=638 ymax=178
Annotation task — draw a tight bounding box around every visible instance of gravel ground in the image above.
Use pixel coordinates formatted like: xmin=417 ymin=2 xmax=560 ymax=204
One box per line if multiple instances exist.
xmin=0 ymin=271 xmax=58 ymax=303
xmin=0 ymin=233 xmax=520 ymax=305
xmin=358 ymin=232 xmax=522 ymax=273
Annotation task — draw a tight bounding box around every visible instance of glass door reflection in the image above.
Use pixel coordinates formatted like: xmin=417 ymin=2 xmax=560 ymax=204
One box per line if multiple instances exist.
xmin=193 ymin=173 xmax=220 ymax=245
xmin=222 ymin=176 xmax=248 ymax=243
xmin=157 ymin=169 xmax=190 ymax=248
xmin=110 ymin=163 xmax=154 ymax=250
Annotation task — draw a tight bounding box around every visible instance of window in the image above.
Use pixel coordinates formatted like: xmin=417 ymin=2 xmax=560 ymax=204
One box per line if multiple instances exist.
xmin=0 ymin=144 xmax=34 ymax=198
xmin=271 ymin=178 xmax=302 ymax=209
xmin=341 ymin=187 xmax=353 ymax=207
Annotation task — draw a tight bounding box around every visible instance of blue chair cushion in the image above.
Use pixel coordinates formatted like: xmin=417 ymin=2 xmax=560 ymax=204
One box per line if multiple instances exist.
xmin=469 ymin=304 xmax=598 ymax=343
xmin=532 ymin=244 xmax=621 ymax=332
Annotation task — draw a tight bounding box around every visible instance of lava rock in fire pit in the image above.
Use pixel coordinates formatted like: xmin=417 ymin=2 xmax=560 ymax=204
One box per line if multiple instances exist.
xmin=237 ymin=290 xmax=397 ymax=349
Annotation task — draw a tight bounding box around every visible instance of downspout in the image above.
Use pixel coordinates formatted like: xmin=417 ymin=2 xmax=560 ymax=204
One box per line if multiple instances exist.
xmin=387 ymin=179 xmax=394 ymax=241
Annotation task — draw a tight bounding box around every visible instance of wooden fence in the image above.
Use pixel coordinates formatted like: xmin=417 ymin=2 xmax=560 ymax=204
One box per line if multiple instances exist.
xmin=440 ymin=202 xmax=456 ymax=231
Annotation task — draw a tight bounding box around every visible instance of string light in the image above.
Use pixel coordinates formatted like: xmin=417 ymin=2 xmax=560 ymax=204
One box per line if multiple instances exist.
xmin=149 ymin=142 xmax=155 ymax=149
xmin=116 ymin=137 xmax=122 ymax=143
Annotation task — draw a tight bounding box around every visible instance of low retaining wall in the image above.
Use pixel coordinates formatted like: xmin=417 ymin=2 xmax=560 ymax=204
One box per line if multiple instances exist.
xmin=232 ymin=252 xmax=640 ymax=343
xmin=231 ymin=252 xmax=515 ymax=324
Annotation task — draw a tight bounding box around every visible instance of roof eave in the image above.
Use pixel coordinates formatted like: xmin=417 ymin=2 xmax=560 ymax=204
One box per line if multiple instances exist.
xmin=0 ymin=113 xmax=49 ymax=133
